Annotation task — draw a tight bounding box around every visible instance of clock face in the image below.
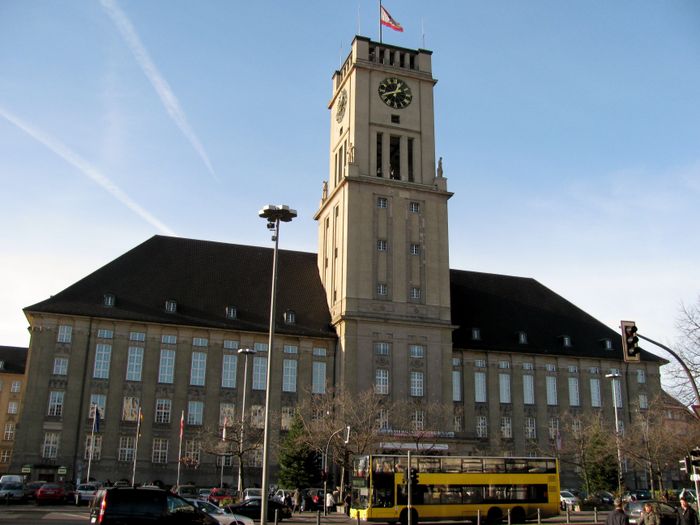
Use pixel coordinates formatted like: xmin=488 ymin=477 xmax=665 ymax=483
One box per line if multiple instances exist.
xmin=335 ymin=90 xmax=347 ymax=123
xmin=378 ymin=77 xmax=412 ymax=109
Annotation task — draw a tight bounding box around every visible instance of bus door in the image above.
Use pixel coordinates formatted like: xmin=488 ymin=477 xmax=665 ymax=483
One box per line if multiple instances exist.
xmin=372 ymin=471 xmax=395 ymax=508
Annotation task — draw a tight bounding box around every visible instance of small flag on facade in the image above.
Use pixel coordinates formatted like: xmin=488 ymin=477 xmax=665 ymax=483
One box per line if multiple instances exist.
xmin=94 ymin=407 xmax=101 ymax=433
xmin=222 ymin=416 xmax=228 ymax=441
xmin=180 ymin=410 xmax=185 ymax=439
xmin=380 ymin=5 xmax=404 ymax=32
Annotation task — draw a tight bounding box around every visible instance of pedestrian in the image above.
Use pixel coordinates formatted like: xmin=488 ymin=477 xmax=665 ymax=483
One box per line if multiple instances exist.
xmin=639 ymin=502 xmax=659 ymax=525
xmin=344 ymin=492 xmax=352 ymax=516
xmin=606 ymin=498 xmax=629 ymax=525
xmin=292 ymin=488 xmax=301 ymax=514
xmin=325 ymin=490 xmax=335 ymax=513
xmin=679 ymin=497 xmax=699 ymax=525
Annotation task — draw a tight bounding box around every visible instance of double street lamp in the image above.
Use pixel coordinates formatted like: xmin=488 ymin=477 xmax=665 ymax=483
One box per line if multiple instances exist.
xmin=237 ymin=347 xmax=256 ymax=494
xmin=605 ymin=372 xmax=624 ymax=495
xmin=258 ymin=205 xmax=296 ymax=525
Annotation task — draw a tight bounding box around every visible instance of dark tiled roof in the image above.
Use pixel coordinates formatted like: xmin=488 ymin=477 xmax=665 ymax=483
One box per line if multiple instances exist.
xmin=0 ymin=346 xmax=28 ymax=374
xmin=25 ymin=236 xmax=336 ymax=340
xmin=450 ymin=269 xmax=663 ymax=362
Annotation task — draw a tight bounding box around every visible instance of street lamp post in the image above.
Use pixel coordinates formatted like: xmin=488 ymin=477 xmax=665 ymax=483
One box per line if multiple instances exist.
xmin=258 ymin=204 xmax=296 ymax=525
xmin=606 ymin=372 xmax=624 ymax=495
xmin=323 ymin=426 xmax=351 ymax=516
xmin=237 ymin=347 xmax=256 ymax=494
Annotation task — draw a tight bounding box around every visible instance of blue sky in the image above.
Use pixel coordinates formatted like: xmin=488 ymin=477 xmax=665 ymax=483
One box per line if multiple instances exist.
xmin=1 ymin=1 xmax=698 ymax=372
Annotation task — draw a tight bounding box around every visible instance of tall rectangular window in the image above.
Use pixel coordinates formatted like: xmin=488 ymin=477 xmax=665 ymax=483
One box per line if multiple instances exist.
xmin=412 ymin=410 xmax=425 ymax=431
xmin=89 ymin=394 xmax=106 ymax=419
xmin=637 ymin=370 xmax=646 ymax=384
xmin=374 ymin=342 xmax=390 ymax=356
xmin=118 ymin=436 xmax=135 ymax=462
xmin=523 ymin=375 xmax=535 ymax=405
xmin=158 ymin=349 xmax=175 ymax=383
xmin=568 ymin=377 xmax=580 ymax=406
xmin=525 ymin=417 xmax=537 ymax=439
xmin=546 ymin=376 xmax=558 ymax=406
xmin=252 ymin=356 xmax=267 ymax=390
xmin=282 ymin=359 xmax=298 ymax=393
xmin=48 ymin=391 xmax=64 ymax=417
xmin=53 ymin=357 xmax=69 ymax=375
xmin=190 ymin=352 xmax=207 ymax=386
xmin=410 ymin=371 xmax=424 ymax=397
xmin=452 ymin=370 xmax=462 ymax=402
xmin=389 ymin=135 xmax=401 ymax=179
xmin=499 ymin=373 xmax=511 ymax=403
xmin=312 ymin=361 xmax=326 ymax=394
xmin=122 ymin=397 xmax=140 ymax=421
xmin=184 ymin=439 xmax=201 ymax=463
xmin=57 ymin=325 xmax=72 ymax=343
xmin=155 ymin=399 xmax=172 ymax=424
xmin=84 ymin=435 xmax=102 ymax=460
xmin=7 ymin=401 xmax=18 ymax=414
xmin=219 ymin=403 xmax=235 ymax=426
xmin=42 ymin=432 xmax=60 ymax=459
xmin=549 ymin=418 xmax=559 ymax=440
xmin=281 ymin=407 xmax=294 ymax=430
xmin=221 ymin=354 xmax=237 ymax=388
xmin=476 ymin=416 xmax=488 ymax=438
xmin=4 ymin=422 xmax=15 ymax=441
xmin=187 ymin=400 xmax=204 ymax=425
xmin=377 ymin=409 xmax=390 ymax=431
xmin=11 ymin=381 xmax=20 ymax=393
xmin=0 ymin=450 xmax=11 ymax=464
xmin=93 ymin=344 xmax=112 ymax=379
xmin=251 ymin=406 xmax=265 ymax=428
xmin=375 ymin=368 xmax=389 ymax=395
xmin=409 ymin=345 xmax=425 ymax=358
xmin=151 ymin=438 xmax=168 ymax=464
xmin=639 ymin=393 xmax=649 ymax=409
xmin=590 ymin=378 xmax=602 ymax=407
xmin=614 ymin=379 xmax=623 ymax=408
xmin=376 ymin=132 xmax=383 ymax=177
xmin=126 ymin=346 xmax=144 ymax=381
xmin=474 ymin=371 xmax=487 ymax=403
xmin=501 ymin=417 xmax=512 ymax=439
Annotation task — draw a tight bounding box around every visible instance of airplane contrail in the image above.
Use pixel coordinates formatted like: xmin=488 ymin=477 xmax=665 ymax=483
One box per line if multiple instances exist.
xmin=0 ymin=105 xmax=177 ymax=236
xmin=100 ymin=0 xmax=217 ymax=179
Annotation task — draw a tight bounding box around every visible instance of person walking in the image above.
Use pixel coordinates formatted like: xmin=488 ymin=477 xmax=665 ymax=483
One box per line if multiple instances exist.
xmin=292 ymin=489 xmax=301 ymax=514
xmin=639 ymin=502 xmax=659 ymax=525
xmin=325 ymin=490 xmax=335 ymax=514
xmin=606 ymin=498 xmax=629 ymax=525
xmin=679 ymin=497 xmax=699 ymax=525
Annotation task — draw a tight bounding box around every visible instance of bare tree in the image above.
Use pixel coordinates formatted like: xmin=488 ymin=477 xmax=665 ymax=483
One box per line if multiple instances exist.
xmin=390 ymin=399 xmax=453 ymax=454
xmin=666 ymin=296 xmax=700 ymax=405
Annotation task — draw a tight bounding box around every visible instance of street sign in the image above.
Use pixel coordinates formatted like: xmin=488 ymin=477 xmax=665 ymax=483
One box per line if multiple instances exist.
xmin=21 ymin=466 xmax=31 ymax=474
xmin=57 ymin=466 xmax=67 ymax=475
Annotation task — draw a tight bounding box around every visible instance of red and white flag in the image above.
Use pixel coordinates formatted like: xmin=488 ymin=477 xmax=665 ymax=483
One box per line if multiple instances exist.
xmin=222 ymin=416 xmax=228 ymax=441
xmin=180 ymin=410 xmax=185 ymax=439
xmin=380 ymin=5 xmax=403 ymax=32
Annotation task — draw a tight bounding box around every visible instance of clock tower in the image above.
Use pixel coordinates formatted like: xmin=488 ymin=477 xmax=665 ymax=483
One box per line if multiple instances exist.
xmin=315 ymin=36 xmax=453 ymax=409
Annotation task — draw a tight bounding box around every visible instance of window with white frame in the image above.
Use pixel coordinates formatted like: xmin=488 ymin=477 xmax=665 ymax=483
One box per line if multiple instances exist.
xmin=217 ymin=454 xmax=234 ymax=467
xmin=97 ymin=329 xmax=113 ymax=339
xmin=57 ymin=324 xmax=72 ymax=343
xmin=93 ymin=344 xmax=112 ymax=379
xmin=412 ymin=410 xmax=425 ymax=431
xmin=53 ymin=357 xmax=68 ymax=375
xmin=221 ymin=353 xmax=237 ymax=388
xmin=637 ymin=370 xmax=646 ymax=383
xmin=0 ymin=450 xmax=10 ymax=464
xmin=84 ymin=435 xmax=102 ymax=460
xmin=283 ymin=345 xmax=298 ymax=354
xmin=225 ymin=306 xmax=237 ymax=320
xmin=254 ymin=342 xmax=268 ymax=353
xmin=454 ymin=414 xmax=463 ymax=432
xmin=410 ymin=371 xmax=424 ymax=397
xmin=409 ymin=201 xmax=420 ymax=213
xmin=523 ymin=374 xmax=535 ymax=405
xmin=129 ymin=331 xmax=146 ymax=342
xmin=312 ymin=347 xmax=326 ymax=357
xmin=190 ymin=352 xmax=207 ymax=386
xmin=568 ymin=377 xmax=580 ymax=406
xmin=499 ymin=373 xmax=511 ymax=403
xmin=161 ymin=334 xmax=177 ymax=345
xmin=498 ymin=361 xmax=510 ymax=369
xmin=187 ymin=400 xmax=204 ymax=425
xmin=282 ymin=359 xmax=298 ymax=393
xmin=219 ymin=403 xmax=235 ymax=426
xmin=126 ymin=346 xmax=144 ymax=381
xmin=4 ymin=422 xmax=15 ymax=440
xmin=522 ymin=362 xmax=534 ymax=371
xmin=639 ymin=393 xmax=649 ymax=409
xmin=249 ymin=447 xmax=263 ymax=468
xmin=589 ymin=366 xmax=600 ymax=374
xmin=452 ymin=370 xmax=462 ymax=402
xmin=223 ymin=339 xmax=239 ymax=350
xmin=192 ymin=337 xmax=208 ymax=347
xmin=251 ymin=405 xmax=265 ymax=428
xmin=562 ymin=336 xmax=572 ymax=347
xmin=7 ymin=401 xmax=18 ymax=415
xmin=281 ymin=406 xmax=294 ymax=430
xmin=410 ymin=244 xmax=420 ymax=255
xmin=472 ymin=328 xmax=481 ymax=341
xmin=568 ymin=365 xmax=578 ymax=373
xmin=501 ymin=417 xmax=512 ymax=439
xmin=474 ymin=371 xmax=487 ymax=403
xmin=10 ymin=381 xmax=20 ymax=393
xmin=590 ymin=378 xmax=602 ymax=407
xmin=377 ymin=283 xmax=388 ymax=296
xmin=613 ymin=379 xmax=623 ymax=408
xmin=377 ymin=197 xmax=388 ymax=208
xmin=374 ymin=342 xmax=390 ymax=356
xmin=89 ymin=394 xmax=106 ymax=419
xmin=474 ymin=359 xmax=486 ymax=368
xmin=375 ymin=368 xmax=389 ymax=395
xmin=409 ymin=287 xmax=421 ymax=300
xmin=155 ymin=399 xmax=172 ymax=424
xmin=476 ymin=415 xmax=488 ymax=438
xmin=546 ymin=376 xmax=558 ymax=406
xmin=184 ymin=439 xmax=201 ymax=463
xmin=545 ymin=363 xmax=556 ymax=372
xmin=118 ymin=436 xmax=135 ymax=462
xmin=122 ymin=397 xmax=140 ymax=421
xmin=409 ymin=345 xmax=425 ymax=358
xmin=42 ymin=432 xmax=60 ymax=459
xmin=152 ymin=438 xmax=168 ymax=463
xmin=165 ymin=300 xmax=177 ymax=313
xmin=525 ymin=417 xmax=537 ymax=440
xmin=252 ymin=356 xmax=267 ymax=390
xmin=518 ymin=332 xmax=528 ymax=344
xmin=377 ymin=409 xmax=390 ymax=431
xmin=48 ymin=391 xmax=64 ymax=417
xmin=548 ymin=418 xmax=559 ymax=440
xmin=616 ymin=419 xmax=625 ymax=435
xmin=452 ymin=357 xmax=462 ymax=366
xmin=377 ymin=239 xmax=388 ymax=251
xmin=158 ymin=349 xmax=175 ymax=383
xmin=312 ymin=361 xmax=326 ymax=394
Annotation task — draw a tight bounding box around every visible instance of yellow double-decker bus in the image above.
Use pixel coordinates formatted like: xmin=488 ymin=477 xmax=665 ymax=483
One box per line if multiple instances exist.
xmin=350 ymin=454 xmax=560 ymax=525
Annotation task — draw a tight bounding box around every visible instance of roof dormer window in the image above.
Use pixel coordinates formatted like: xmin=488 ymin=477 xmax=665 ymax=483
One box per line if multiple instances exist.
xmin=0 ymin=360 xmax=4 ymax=370
xmin=103 ymin=293 xmax=115 ymax=307
xmin=225 ymin=306 xmax=237 ymax=320
xmin=562 ymin=335 xmax=572 ymax=347
xmin=518 ymin=331 xmax=528 ymax=345
xmin=283 ymin=310 xmax=296 ymax=325
xmin=471 ymin=328 xmax=481 ymax=341
xmin=602 ymin=338 xmax=612 ymax=350
xmin=165 ymin=300 xmax=177 ymax=313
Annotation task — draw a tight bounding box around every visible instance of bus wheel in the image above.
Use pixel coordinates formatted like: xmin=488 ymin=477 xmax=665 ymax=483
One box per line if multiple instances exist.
xmin=399 ymin=508 xmax=418 ymax=525
xmin=510 ymin=507 xmax=526 ymax=524
xmin=486 ymin=507 xmax=503 ymax=525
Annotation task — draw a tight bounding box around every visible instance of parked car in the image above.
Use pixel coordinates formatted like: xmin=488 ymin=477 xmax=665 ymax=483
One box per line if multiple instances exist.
xmin=589 ymin=490 xmax=615 ymax=507
xmin=35 ymin=482 xmax=74 ymax=505
xmin=225 ymin=496 xmax=292 ymax=521
xmin=174 ymin=484 xmax=200 ymax=498
xmin=74 ymin=482 xmax=99 ymax=505
xmin=273 ymin=489 xmax=293 ymax=505
xmin=24 ymin=480 xmax=47 ymax=501
xmin=209 ymin=487 xmax=235 ymax=506
xmin=0 ymin=481 xmax=26 ymax=502
xmin=624 ymin=490 xmax=653 ymax=502
xmin=624 ymin=500 xmax=679 ymax=525
xmin=186 ymin=498 xmax=255 ymax=525
xmin=199 ymin=488 xmax=213 ymax=501
xmin=241 ymin=488 xmax=262 ymax=500
xmin=560 ymin=490 xmax=582 ymax=510
xmin=90 ymin=486 xmax=217 ymax=524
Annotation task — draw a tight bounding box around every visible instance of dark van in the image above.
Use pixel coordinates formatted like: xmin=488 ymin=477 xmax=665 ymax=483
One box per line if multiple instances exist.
xmin=89 ymin=486 xmax=217 ymax=524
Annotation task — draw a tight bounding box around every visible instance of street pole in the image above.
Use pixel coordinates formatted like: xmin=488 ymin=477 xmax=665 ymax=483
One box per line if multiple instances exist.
xmin=606 ymin=373 xmax=624 ymax=495
xmin=237 ymin=347 xmax=255 ymax=494
xmin=323 ymin=426 xmax=350 ymax=516
xmin=258 ymin=205 xmax=296 ymax=525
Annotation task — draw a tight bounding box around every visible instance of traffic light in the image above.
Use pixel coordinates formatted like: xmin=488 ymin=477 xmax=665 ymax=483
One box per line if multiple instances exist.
xmin=620 ymin=320 xmax=640 ymax=363
xmin=680 ymin=457 xmax=691 ymax=473
xmin=690 ymin=448 xmax=700 ymax=468
xmin=409 ymin=468 xmax=419 ymax=485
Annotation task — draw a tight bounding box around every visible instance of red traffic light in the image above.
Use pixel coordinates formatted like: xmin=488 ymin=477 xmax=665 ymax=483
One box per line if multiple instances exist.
xmin=621 ymin=320 xmax=640 ymax=362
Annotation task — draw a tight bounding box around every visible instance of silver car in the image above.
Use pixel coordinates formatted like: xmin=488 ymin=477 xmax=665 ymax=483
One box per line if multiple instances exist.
xmin=0 ymin=481 xmax=25 ymax=502
xmin=74 ymin=483 xmax=99 ymax=505
xmin=186 ymin=498 xmax=255 ymax=525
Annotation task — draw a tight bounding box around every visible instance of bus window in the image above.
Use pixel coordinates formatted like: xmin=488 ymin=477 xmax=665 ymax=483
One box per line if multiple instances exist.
xmin=418 ymin=457 xmax=441 ymax=472
xmin=442 ymin=458 xmax=462 ymax=472
xmin=483 ymin=458 xmax=506 ymax=472
xmin=506 ymin=458 xmax=528 ymax=472
xmin=463 ymin=458 xmax=483 ymax=472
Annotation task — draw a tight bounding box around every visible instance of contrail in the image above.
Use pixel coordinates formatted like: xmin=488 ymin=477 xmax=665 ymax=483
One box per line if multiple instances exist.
xmin=100 ymin=0 xmax=217 ymax=179
xmin=0 ymin=105 xmax=177 ymax=236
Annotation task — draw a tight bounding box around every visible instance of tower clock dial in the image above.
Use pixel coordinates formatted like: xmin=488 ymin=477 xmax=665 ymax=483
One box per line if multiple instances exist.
xmin=335 ymin=89 xmax=348 ymax=123
xmin=378 ymin=77 xmax=412 ymax=109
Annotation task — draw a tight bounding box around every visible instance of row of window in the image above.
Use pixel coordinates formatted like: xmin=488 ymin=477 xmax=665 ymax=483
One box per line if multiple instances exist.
xmin=0 ymin=380 xmax=21 ymax=393
xmin=469 ymin=328 xmax=614 ymax=350
xmin=468 ymin=359 xmax=646 ymax=383
xmin=473 ymin=415 xmax=626 ymax=440
xmin=376 ymin=196 xmax=421 ymax=213
xmin=376 ymin=239 xmax=421 ymax=256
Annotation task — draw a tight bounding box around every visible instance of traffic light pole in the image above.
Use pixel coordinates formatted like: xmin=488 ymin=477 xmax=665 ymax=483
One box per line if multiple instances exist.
xmin=637 ymin=333 xmax=700 ymax=418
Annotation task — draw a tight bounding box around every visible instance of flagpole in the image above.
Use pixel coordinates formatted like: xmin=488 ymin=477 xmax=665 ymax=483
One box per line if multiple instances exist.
xmin=86 ymin=405 xmax=97 ymax=484
xmin=379 ymin=0 xmax=383 ymax=43
xmin=177 ymin=410 xmax=184 ymax=487
xmin=220 ymin=416 xmax=226 ymax=488
xmin=132 ymin=406 xmax=142 ymax=487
